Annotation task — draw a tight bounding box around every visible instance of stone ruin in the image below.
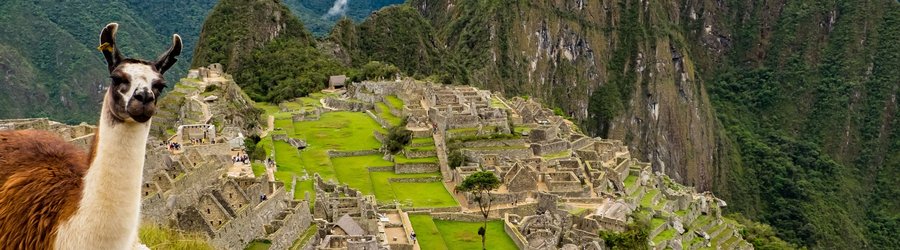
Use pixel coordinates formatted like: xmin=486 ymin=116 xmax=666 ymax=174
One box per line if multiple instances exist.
xmin=140 ymin=141 xmax=312 ymax=250
xmin=0 ymin=118 xmax=96 ymax=151
xmin=312 ymin=175 xmax=415 ymax=250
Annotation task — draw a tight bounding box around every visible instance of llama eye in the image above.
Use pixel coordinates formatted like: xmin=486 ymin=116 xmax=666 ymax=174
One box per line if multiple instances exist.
xmin=110 ymin=75 xmax=128 ymax=85
xmin=152 ymin=81 xmax=167 ymax=90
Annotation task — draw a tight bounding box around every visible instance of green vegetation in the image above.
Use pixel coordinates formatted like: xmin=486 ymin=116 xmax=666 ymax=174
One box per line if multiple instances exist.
xmin=289 ymin=225 xmax=318 ymax=250
xmin=0 ymin=0 xmax=217 ymax=123
xmin=192 ymin=0 xmax=347 ymax=104
xmin=448 ymin=150 xmax=466 ymax=169
xmin=395 ymin=154 xmax=439 ymax=164
xmin=408 ymin=215 xmax=449 ymax=250
xmin=599 ymin=213 xmax=650 ymax=250
xmin=385 ymin=122 xmax=412 ymax=154
xmin=705 ymin=2 xmax=900 ymax=247
xmin=255 ymin=102 xmax=455 ymax=208
xmin=456 ymin=171 xmax=502 ymax=249
xmin=327 ymin=5 xmax=445 ymax=77
xmin=139 ymin=224 xmax=213 ymax=250
xmin=375 ymin=103 xmax=403 ymax=126
xmin=385 ymin=95 xmax=404 ymax=110
xmin=351 ymin=61 xmax=402 ymax=82
xmin=409 ymin=215 xmax=517 ymax=250
xmin=283 ymin=0 xmax=404 ymax=37
xmin=244 ymin=240 xmax=271 ymax=250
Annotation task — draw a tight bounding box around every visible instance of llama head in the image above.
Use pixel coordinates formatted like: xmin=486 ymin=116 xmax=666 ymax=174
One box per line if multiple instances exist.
xmin=99 ymin=23 xmax=182 ymax=124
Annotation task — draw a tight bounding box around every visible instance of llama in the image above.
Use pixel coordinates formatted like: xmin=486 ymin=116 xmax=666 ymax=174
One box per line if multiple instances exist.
xmin=0 ymin=23 xmax=181 ymax=249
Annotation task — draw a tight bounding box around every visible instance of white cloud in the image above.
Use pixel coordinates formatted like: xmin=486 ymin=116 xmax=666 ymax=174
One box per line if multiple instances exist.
xmin=324 ymin=0 xmax=349 ymax=18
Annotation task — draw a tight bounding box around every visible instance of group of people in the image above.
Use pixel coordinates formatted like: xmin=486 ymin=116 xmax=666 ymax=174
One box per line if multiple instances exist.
xmin=188 ymin=138 xmax=206 ymax=145
xmin=167 ymin=142 xmax=181 ymax=151
xmin=233 ymin=154 xmax=249 ymax=164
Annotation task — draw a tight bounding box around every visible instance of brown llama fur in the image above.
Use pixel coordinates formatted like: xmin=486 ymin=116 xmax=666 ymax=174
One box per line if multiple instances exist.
xmin=0 ymin=130 xmax=90 ymax=249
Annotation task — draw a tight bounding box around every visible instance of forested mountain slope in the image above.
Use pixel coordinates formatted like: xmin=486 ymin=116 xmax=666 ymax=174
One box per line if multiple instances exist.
xmin=0 ymin=0 xmax=395 ymax=122
xmin=191 ymin=0 xmax=345 ymax=103
xmin=0 ymin=0 xmax=216 ymax=123
xmin=282 ymin=0 xmax=405 ymax=36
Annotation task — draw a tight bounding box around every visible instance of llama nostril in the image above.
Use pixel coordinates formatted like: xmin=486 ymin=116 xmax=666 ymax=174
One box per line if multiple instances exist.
xmin=133 ymin=91 xmax=154 ymax=104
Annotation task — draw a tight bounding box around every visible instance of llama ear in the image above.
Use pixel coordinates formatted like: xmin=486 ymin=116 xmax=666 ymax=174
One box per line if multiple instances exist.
xmin=98 ymin=23 xmax=124 ymax=72
xmin=155 ymin=34 xmax=182 ymax=75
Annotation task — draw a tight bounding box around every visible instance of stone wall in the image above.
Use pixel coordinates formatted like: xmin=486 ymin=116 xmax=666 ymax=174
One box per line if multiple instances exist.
xmin=531 ymin=140 xmax=571 ymax=156
xmin=571 ymin=137 xmax=594 ymax=150
xmin=367 ymin=166 xmax=395 ymax=172
xmin=462 ymin=147 xmax=533 ymax=159
xmin=387 ymin=177 xmax=442 ymax=183
xmin=208 ymin=187 xmax=291 ymax=249
xmin=404 ymin=148 xmax=436 ymax=158
xmin=373 ymin=130 xmax=385 ymax=143
xmin=462 ymin=192 xmax=529 ymax=208
xmin=394 ymin=163 xmax=439 ymax=174
xmin=458 ymin=139 xmax=527 ymax=149
xmin=327 ymin=150 xmax=381 ymax=158
xmin=365 ymin=110 xmax=391 ymax=128
xmin=504 ymin=215 xmax=528 ymax=250
xmin=267 ymin=202 xmax=313 ymax=250
xmin=324 ymin=97 xmax=373 ymax=111
xmin=410 ymin=129 xmax=432 ymax=138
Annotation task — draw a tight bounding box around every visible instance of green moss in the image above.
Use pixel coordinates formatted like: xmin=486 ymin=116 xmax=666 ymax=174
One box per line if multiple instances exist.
xmin=244 ymin=240 xmax=271 ymax=250
xmin=139 ymin=224 xmax=213 ymax=250
xmin=653 ymin=229 xmax=676 ymax=244
xmin=641 ymin=189 xmax=659 ymax=208
xmin=385 ymin=95 xmax=404 ymax=109
xmin=541 ymin=150 xmax=572 ymax=159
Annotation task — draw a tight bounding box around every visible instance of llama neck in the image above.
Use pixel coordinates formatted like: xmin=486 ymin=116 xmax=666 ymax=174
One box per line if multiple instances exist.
xmin=55 ymin=104 xmax=150 ymax=249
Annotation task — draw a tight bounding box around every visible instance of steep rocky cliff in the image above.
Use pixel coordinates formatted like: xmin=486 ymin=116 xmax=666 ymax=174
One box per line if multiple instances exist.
xmin=402 ymin=0 xmax=719 ymax=191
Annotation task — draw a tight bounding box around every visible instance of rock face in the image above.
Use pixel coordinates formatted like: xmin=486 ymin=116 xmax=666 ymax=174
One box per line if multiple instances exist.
xmin=397 ymin=0 xmax=719 ymax=190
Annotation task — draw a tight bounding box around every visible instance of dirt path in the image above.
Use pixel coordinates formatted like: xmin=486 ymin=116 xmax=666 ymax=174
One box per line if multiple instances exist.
xmin=259 ymin=115 xmax=274 ymax=137
xmin=190 ymin=94 xmax=212 ymax=123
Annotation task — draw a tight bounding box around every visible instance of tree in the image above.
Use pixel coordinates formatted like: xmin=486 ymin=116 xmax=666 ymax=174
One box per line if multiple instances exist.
xmin=456 ymin=171 xmax=501 ymax=250
xmin=385 ymin=118 xmax=412 ymax=154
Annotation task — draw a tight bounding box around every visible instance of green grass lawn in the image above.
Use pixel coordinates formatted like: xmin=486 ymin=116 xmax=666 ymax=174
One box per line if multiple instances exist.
xmin=332 ymin=155 xmax=394 ymax=194
xmin=369 ymin=172 xmax=451 ymax=207
xmin=641 ymin=189 xmax=660 ymax=208
xmin=395 ymin=154 xmax=439 ymax=164
xmin=392 ymin=182 xmax=458 ymax=207
xmin=376 ymin=102 xmax=402 ymax=126
xmin=490 ymin=96 xmax=507 ymax=109
xmin=409 ymin=215 xmax=449 ymax=250
xmin=385 ymin=95 xmax=404 ymax=109
xmin=251 ymin=162 xmax=266 ymax=177
xmin=411 ymin=137 xmax=435 ymax=146
xmin=257 ymin=107 xmax=455 ymax=208
xmin=409 ymin=215 xmax=518 ymax=250
xmin=244 ymin=240 xmax=271 ymax=250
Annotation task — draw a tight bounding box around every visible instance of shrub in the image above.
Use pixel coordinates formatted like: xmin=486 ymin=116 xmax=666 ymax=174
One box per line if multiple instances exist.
xmin=204 ymin=84 xmax=219 ymax=92
xmin=449 ymin=150 xmax=465 ymax=169
xmin=385 ymin=121 xmax=412 ymax=154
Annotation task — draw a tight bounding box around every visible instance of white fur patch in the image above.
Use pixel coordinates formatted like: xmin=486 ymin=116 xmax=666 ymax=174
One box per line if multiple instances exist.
xmin=54 ymin=106 xmax=151 ymax=249
xmin=119 ymin=63 xmax=159 ymax=104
